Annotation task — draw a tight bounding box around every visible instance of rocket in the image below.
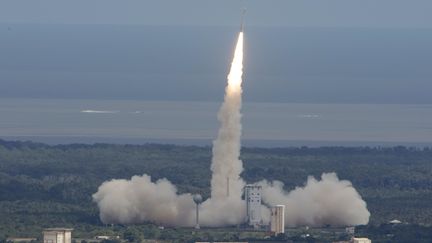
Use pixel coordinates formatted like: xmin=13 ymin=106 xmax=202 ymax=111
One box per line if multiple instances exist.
xmin=240 ymin=8 xmax=246 ymax=32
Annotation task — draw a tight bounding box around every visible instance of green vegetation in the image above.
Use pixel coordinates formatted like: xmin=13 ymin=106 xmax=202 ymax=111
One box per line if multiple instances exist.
xmin=0 ymin=139 xmax=431 ymax=242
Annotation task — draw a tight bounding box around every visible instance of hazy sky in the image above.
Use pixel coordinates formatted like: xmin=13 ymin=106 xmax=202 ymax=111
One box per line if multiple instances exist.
xmin=1 ymin=1 xmax=432 ymax=104
xmin=1 ymin=0 xmax=432 ymax=28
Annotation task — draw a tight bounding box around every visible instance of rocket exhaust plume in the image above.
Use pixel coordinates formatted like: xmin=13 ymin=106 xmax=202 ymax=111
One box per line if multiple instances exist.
xmin=210 ymin=31 xmax=244 ymax=200
xmin=196 ymin=32 xmax=246 ymax=226
xmin=93 ymin=32 xmax=247 ymax=227
xmin=92 ymin=30 xmax=370 ymax=227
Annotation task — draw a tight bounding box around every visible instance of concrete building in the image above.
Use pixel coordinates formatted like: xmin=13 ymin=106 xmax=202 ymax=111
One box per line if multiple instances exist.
xmin=270 ymin=205 xmax=285 ymax=235
xmin=351 ymin=238 xmax=372 ymax=243
xmin=345 ymin=226 xmax=355 ymax=235
xmin=244 ymin=185 xmax=262 ymax=226
xmin=43 ymin=228 xmax=73 ymax=243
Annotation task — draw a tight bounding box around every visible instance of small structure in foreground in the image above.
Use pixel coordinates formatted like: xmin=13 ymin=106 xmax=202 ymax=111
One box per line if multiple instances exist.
xmin=351 ymin=237 xmax=372 ymax=243
xmin=42 ymin=228 xmax=73 ymax=243
xmin=345 ymin=226 xmax=355 ymax=235
xmin=193 ymin=194 xmax=203 ymax=229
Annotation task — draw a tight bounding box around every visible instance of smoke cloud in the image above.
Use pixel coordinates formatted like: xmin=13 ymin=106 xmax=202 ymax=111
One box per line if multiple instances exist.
xmin=92 ymin=32 xmax=370 ymax=227
xmin=201 ymin=31 xmax=246 ymax=226
xmin=258 ymin=173 xmax=370 ymax=227
xmin=92 ymin=175 xmax=195 ymax=226
xmin=93 ymin=32 xmax=247 ymax=227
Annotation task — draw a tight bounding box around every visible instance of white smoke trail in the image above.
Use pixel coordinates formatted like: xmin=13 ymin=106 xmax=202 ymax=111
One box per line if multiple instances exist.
xmin=92 ymin=31 xmax=370 ymax=227
xmin=210 ymin=32 xmax=244 ymax=200
xmin=93 ymin=32 xmax=246 ymax=227
xmin=198 ymin=32 xmax=246 ymax=226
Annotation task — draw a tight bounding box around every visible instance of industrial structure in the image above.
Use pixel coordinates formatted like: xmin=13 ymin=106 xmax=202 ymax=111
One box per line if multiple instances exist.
xmin=270 ymin=205 xmax=285 ymax=235
xmin=244 ymin=185 xmax=262 ymax=227
xmin=351 ymin=238 xmax=372 ymax=243
xmin=193 ymin=194 xmax=203 ymax=229
xmin=43 ymin=228 xmax=73 ymax=243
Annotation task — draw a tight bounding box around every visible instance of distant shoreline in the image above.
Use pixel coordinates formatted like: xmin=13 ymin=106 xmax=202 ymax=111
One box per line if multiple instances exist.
xmin=2 ymin=136 xmax=431 ymax=148
xmin=1 ymin=99 xmax=431 ymax=145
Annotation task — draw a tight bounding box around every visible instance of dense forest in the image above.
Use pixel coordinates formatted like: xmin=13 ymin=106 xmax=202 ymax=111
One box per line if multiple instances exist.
xmin=0 ymin=139 xmax=431 ymax=241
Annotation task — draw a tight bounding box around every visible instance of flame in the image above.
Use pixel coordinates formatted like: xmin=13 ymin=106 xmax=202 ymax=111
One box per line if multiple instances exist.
xmin=227 ymin=32 xmax=244 ymax=92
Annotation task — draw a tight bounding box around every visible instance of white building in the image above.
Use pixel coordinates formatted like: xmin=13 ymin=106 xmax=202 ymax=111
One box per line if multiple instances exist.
xmin=244 ymin=185 xmax=262 ymax=226
xmin=351 ymin=237 xmax=372 ymax=243
xmin=345 ymin=226 xmax=355 ymax=235
xmin=270 ymin=205 xmax=285 ymax=235
xmin=43 ymin=228 xmax=73 ymax=243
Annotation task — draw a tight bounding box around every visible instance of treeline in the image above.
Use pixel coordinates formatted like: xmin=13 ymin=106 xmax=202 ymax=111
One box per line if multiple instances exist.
xmin=0 ymin=139 xmax=431 ymax=238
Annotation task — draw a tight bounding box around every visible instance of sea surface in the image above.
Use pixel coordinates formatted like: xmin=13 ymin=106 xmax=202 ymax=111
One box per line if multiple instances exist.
xmin=1 ymin=98 xmax=431 ymax=147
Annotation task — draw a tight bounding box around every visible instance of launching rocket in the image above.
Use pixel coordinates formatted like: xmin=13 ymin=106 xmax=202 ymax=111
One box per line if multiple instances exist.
xmin=240 ymin=8 xmax=246 ymax=32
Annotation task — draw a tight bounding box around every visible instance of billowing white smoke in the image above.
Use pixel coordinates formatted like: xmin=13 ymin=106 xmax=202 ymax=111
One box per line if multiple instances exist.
xmin=93 ymin=32 xmax=246 ymax=227
xmin=199 ymin=31 xmax=246 ymax=226
xmin=258 ymin=173 xmax=370 ymax=227
xmin=93 ymin=175 xmax=195 ymax=226
xmin=92 ymin=32 xmax=370 ymax=227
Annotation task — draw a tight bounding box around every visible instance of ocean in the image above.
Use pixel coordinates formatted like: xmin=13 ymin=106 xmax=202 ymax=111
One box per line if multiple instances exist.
xmin=1 ymin=98 xmax=431 ymax=147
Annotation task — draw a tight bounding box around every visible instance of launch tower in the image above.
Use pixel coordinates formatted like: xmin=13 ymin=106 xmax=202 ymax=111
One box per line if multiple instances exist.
xmin=244 ymin=185 xmax=262 ymax=227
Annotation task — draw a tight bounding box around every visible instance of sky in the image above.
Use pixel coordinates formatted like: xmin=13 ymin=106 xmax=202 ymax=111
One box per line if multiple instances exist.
xmin=1 ymin=0 xmax=432 ymax=104
xmin=1 ymin=0 xmax=432 ymax=28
